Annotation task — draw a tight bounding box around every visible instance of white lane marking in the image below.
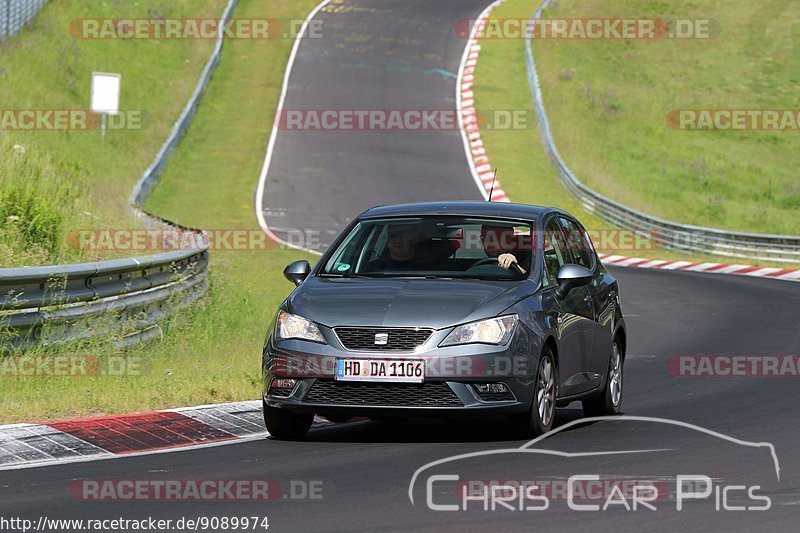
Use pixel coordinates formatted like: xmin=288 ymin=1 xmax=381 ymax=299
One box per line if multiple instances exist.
xmin=254 ymin=0 xmax=333 ymax=256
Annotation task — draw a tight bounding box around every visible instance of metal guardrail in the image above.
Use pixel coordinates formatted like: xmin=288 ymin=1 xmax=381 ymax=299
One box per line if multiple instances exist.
xmin=0 ymin=0 xmax=46 ymax=39
xmin=0 ymin=248 xmax=208 ymax=351
xmin=525 ymin=0 xmax=800 ymax=264
xmin=0 ymin=0 xmax=240 ymax=351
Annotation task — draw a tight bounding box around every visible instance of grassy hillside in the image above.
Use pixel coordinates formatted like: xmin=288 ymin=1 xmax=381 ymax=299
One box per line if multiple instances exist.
xmin=0 ymin=0 xmax=318 ymax=422
xmin=476 ymin=0 xmax=800 ymax=236
xmin=0 ymin=0 xmax=227 ymax=266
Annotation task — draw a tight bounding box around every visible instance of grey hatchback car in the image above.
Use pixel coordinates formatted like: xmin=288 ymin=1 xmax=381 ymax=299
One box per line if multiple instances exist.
xmin=262 ymin=202 xmax=626 ymax=439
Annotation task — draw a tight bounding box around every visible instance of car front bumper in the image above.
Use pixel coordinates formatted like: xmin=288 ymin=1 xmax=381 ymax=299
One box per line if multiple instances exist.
xmin=262 ymin=331 xmax=537 ymax=419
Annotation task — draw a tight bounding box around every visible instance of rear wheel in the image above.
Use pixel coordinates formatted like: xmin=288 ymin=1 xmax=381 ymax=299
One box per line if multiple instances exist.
xmin=582 ymin=339 xmax=623 ymax=417
xmin=512 ymin=347 xmax=557 ymax=437
xmin=263 ymin=400 xmax=313 ymax=440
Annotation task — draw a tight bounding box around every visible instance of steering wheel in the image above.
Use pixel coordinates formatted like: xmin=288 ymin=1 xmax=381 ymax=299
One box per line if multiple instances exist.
xmin=471 ymin=257 xmax=501 ymax=268
xmin=470 ymin=257 xmax=524 ymax=274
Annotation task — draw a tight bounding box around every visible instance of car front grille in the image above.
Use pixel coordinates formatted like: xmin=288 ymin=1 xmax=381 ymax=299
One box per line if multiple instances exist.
xmin=333 ymin=327 xmax=433 ymax=351
xmin=303 ymin=380 xmax=463 ymax=407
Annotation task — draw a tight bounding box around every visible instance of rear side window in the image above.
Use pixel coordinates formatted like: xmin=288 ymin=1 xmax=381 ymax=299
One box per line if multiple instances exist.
xmin=558 ymin=217 xmax=595 ymax=270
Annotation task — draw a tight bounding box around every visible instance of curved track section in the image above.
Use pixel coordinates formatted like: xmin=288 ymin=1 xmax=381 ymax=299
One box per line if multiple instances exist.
xmin=258 ymin=0 xmax=485 ymax=250
xmin=3 ymin=1 xmax=799 ymax=531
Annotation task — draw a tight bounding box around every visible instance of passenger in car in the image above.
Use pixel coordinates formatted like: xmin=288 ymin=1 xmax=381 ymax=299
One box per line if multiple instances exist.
xmin=480 ymin=225 xmax=530 ymax=274
xmin=370 ymin=224 xmax=423 ymax=270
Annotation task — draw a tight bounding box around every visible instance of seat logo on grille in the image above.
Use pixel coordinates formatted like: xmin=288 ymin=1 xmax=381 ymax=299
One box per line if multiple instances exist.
xmin=374 ymin=333 xmax=389 ymax=345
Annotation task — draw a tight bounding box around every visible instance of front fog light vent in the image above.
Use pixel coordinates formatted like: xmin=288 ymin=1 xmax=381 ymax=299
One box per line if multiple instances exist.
xmin=474 ymin=383 xmax=514 ymax=401
xmin=270 ymin=378 xmax=297 ymax=396
xmin=476 ymin=383 xmax=508 ymax=394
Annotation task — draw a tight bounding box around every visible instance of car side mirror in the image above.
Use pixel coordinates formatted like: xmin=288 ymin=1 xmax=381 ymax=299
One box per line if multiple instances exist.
xmin=555 ymin=264 xmax=593 ymax=299
xmin=284 ymin=260 xmax=311 ymax=286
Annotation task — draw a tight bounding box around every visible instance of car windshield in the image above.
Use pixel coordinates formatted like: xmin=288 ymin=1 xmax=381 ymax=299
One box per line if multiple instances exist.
xmin=320 ymin=216 xmax=534 ymax=280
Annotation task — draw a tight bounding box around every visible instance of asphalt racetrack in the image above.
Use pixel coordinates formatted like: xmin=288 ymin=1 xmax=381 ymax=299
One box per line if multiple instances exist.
xmin=3 ymin=1 xmax=798 ymax=531
xmin=260 ymin=0 xmax=485 ymax=250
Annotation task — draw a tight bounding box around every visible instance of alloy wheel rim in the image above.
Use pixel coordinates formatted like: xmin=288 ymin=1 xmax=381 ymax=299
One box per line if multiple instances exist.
xmin=609 ymin=343 xmax=622 ymax=407
xmin=537 ymin=357 xmax=555 ymax=426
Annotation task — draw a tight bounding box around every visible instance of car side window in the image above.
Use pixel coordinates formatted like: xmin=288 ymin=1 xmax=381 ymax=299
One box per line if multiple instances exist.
xmin=577 ymin=222 xmax=598 ymax=269
xmin=558 ymin=217 xmax=595 ymax=270
xmin=542 ymin=218 xmax=569 ymax=287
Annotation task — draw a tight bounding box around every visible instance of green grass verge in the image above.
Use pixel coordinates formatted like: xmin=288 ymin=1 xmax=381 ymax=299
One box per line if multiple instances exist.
xmin=0 ymin=0 xmax=318 ymax=423
xmin=475 ymin=0 xmax=799 ymax=257
xmin=0 ymin=0 xmax=227 ymax=266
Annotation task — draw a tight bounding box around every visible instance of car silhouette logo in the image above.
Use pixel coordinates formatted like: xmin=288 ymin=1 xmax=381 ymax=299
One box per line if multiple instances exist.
xmin=374 ymin=333 xmax=389 ymax=345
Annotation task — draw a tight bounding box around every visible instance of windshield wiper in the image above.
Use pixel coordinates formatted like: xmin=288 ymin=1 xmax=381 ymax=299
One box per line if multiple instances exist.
xmin=374 ymin=274 xmax=458 ymax=280
xmin=318 ymin=273 xmax=376 ymax=279
xmin=321 ymin=272 xmax=518 ymax=281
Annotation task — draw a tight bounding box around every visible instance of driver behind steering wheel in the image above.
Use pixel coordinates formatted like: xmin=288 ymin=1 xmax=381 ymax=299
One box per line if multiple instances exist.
xmin=479 ymin=225 xmax=530 ymax=274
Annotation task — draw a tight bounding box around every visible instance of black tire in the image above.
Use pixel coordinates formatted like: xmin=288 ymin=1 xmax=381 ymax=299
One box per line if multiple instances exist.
xmin=582 ymin=338 xmax=623 ymax=417
xmin=368 ymin=416 xmax=408 ymax=422
xmin=263 ymin=400 xmax=313 ymax=440
xmin=512 ymin=346 xmax=557 ymax=437
xmin=323 ymin=415 xmax=352 ymax=424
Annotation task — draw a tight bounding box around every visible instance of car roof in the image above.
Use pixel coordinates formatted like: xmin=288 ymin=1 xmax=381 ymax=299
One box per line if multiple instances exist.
xmin=358 ymin=201 xmax=552 ymax=221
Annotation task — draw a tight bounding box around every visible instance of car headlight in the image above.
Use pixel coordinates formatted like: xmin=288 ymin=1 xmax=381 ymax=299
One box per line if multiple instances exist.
xmin=440 ymin=315 xmax=517 ymax=347
xmin=275 ymin=311 xmax=326 ymax=344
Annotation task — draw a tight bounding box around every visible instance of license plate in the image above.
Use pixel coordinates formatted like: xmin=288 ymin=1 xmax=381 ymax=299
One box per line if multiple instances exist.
xmin=335 ymin=359 xmax=424 ymax=383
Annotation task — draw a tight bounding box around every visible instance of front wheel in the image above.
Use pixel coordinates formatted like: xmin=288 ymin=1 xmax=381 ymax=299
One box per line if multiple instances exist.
xmin=582 ymin=339 xmax=623 ymax=417
xmin=263 ymin=400 xmax=313 ymax=440
xmin=512 ymin=347 xmax=557 ymax=437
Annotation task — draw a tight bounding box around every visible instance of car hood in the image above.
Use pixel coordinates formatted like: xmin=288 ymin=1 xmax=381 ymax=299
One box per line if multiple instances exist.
xmin=286 ymin=277 xmax=537 ymax=329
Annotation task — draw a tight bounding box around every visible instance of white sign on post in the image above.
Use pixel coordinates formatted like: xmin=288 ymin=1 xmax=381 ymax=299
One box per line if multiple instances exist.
xmin=91 ymin=72 xmax=121 ymax=141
